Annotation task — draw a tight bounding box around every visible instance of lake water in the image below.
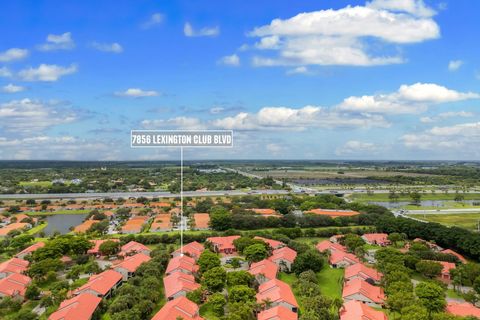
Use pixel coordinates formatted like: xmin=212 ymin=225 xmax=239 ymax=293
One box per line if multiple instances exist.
xmin=40 ymin=214 xmax=88 ymax=236
xmin=369 ymin=200 xmax=480 ymax=209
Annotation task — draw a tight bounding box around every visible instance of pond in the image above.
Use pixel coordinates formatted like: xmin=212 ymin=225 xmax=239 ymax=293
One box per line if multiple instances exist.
xmin=369 ymin=200 xmax=480 ymax=209
xmin=40 ymin=214 xmax=88 ymax=236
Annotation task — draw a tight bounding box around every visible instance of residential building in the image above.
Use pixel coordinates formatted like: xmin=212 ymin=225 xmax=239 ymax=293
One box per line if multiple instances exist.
xmin=73 ymin=270 xmax=123 ymax=298
xmin=152 ymin=296 xmax=203 ymax=320
xmin=249 ymin=259 xmax=279 ymax=284
xmin=0 ymin=258 xmax=29 ymax=279
xmin=342 ymin=278 xmax=385 ymax=308
xmin=120 ymin=241 xmax=151 ymax=256
xmin=307 ymin=209 xmax=360 ymax=218
xmin=256 ymin=279 xmax=298 ymax=313
xmin=441 ymin=249 xmax=467 ymax=264
xmin=340 ymin=300 xmax=388 ymax=320
xmin=49 ymin=293 xmax=102 ymax=320
xmin=193 ymin=213 xmax=210 ymax=230
xmin=166 ymin=255 xmax=198 ymax=275
xmin=114 ymin=253 xmax=151 ymax=280
xmin=164 ymin=272 xmax=200 ymax=300
xmin=0 ymin=273 xmax=32 ymax=300
xmin=15 ymin=241 xmax=45 ymax=259
xmin=269 ymin=247 xmax=297 ymax=272
xmin=207 ymin=235 xmax=241 ymax=255
xmin=316 ymin=240 xmax=346 ymax=253
xmin=255 ymin=236 xmax=285 ymax=250
xmin=0 ymin=223 xmax=30 ymax=237
xmin=87 ymin=239 xmax=119 ymax=256
xmin=257 ymin=305 xmax=298 ymax=320
xmin=73 ymin=220 xmax=98 ymax=234
xmin=446 ymin=302 xmax=480 ymax=318
xmin=361 ymin=233 xmax=390 ymax=246
xmin=150 ymin=213 xmax=171 ymax=232
xmin=172 ymin=241 xmax=205 ymax=260
xmin=329 ymin=251 xmax=360 ymax=268
xmin=344 ymin=263 xmax=382 ymax=284
xmin=438 ymin=261 xmax=456 ymax=283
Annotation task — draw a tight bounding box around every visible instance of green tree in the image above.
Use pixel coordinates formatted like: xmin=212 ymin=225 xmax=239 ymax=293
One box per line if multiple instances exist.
xmin=415 ymin=282 xmax=446 ymax=316
xmin=209 ymin=293 xmax=226 ymax=316
xmin=198 ymin=250 xmax=221 ymax=273
xmin=202 ymin=267 xmax=227 ymax=292
xmin=244 ymin=243 xmax=268 ymax=263
xmin=292 ymin=250 xmax=324 ymax=275
xmin=209 ymin=206 xmax=233 ymax=231
xmin=343 ymin=234 xmax=366 ymax=252
xmin=399 ymin=304 xmax=429 ymax=320
xmin=415 ymin=261 xmax=443 ymax=279
xmin=99 ymin=240 xmax=120 ymax=256
xmin=25 ymin=284 xmax=41 ymax=300
xmin=228 ymin=285 xmax=256 ymax=303
xmin=227 ymin=271 xmax=254 ymax=287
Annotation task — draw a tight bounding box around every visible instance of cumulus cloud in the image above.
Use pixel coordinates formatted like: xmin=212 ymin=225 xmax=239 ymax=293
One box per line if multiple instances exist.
xmin=37 ymin=32 xmax=75 ymax=51
xmin=0 ymin=48 xmax=29 ymax=62
xmin=420 ymin=111 xmax=474 ymax=123
xmin=248 ymin=1 xmax=439 ymax=67
xmin=142 ymin=116 xmax=206 ymax=130
xmin=218 ymin=54 xmax=240 ymax=66
xmin=448 ymin=60 xmax=463 ymax=71
xmin=0 ymin=67 xmax=12 ymax=77
xmin=115 ymin=88 xmax=159 ymax=98
xmin=286 ymin=66 xmax=310 ymax=75
xmin=335 ymin=140 xmax=380 ymax=155
xmin=1 ymin=84 xmax=25 ymax=93
xmin=337 ymin=83 xmax=480 ymax=114
xmin=401 ymin=122 xmax=480 ymax=155
xmin=184 ymin=22 xmax=220 ymax=37
xmin=18 ymin=64 xmax=78 ymax=82
xmin=141 ymin=13 xmax=164 ymax=29
xmin=0 ymin=99 xmax=77 ymax=134
xmin=90 ymin=42 xmax=123 ymax=53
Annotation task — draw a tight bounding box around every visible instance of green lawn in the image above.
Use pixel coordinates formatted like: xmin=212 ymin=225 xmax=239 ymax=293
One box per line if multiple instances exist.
xmin=295 ymin=237 xmax=327 ymax=245
xmin=26 ymin=222 xmax=48 ymax=235
xmin=199 ymin=303 xmax=222 ymax=320
xmin=351 ymin=193 xmax=480 ymax=202
xmin=407 ymin=213 xmax=480 ymax=231
xmin=317 ymin=265 xmax=344 ymax=299
xmin=26 ymin=209 xmax=91 ymax=216
xmin=19 ymin=180 xmax=53 ymax=187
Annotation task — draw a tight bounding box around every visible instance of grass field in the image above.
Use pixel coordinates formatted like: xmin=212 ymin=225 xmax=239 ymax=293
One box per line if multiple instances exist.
xmin=407 ymin=213 xmax=480 ymax=231
xmin=317 ymin=265 xmax=344 ymax=299
xmin=26 ymin=222 xmax=48 ymax=235
xmin=25 ymin=209 xmax=90 ymax=216
xmin=351 ymin=193 xmax=480 ymax=202
xmin=19 ymin=180 xmax=53 ymax=187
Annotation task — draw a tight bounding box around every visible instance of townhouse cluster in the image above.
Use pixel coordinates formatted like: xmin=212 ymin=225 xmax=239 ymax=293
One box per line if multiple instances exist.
xmin=48 ymin=240 xmax=152 ymax=320
xmin=0 ymin=246 xmax=35 ymax=300
xmin=0 ymin=213 xmax=38 ymax=237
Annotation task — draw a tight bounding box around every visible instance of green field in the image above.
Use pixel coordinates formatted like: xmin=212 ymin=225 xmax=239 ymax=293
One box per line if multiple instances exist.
xmin=19 ymin=180 xmax=53 ymax=187
xmin=26 ymin=209 xmax=90 ymax=216
xmin=26 ymin=222 xmax=48 ymax=235
xmin=317 ymin=265 xmax=344 ymax=299
xmin=351 ymin=193 xmax=480 ymax=202
xmin=407 ymin=213 xmax=480 ymax=231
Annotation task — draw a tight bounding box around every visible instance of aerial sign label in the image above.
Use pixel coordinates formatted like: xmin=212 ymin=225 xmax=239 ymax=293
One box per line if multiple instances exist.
xmin=131 ymin=130 xmax=233 ymax=147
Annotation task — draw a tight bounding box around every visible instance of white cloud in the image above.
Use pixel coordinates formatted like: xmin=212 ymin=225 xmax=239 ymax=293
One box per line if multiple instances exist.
xmin=90 ymin=42 xmax=123 ymax=53
xmin=115 ymin=88 xmax=159 ymax=98
xmin=0 ymin=48 xmax=29 ymax=62
xmin=266 ymin=143 xmax=287 ymax=155
xmin=1 ymin=84 xmax=25 ymax=93
xmin=184 ymin=22 xmax=220 ymax=37
xmin=401 ymin=122 xmax=480 ymax=155
xmin=0 ymin=67 xmax=12 ymax=77
xmin=218 ymin=54 xmax=240 ymax=66
xmin=248 ymin=2 xmax=439 ymax=67
xmin=37 ymin=32 xmax=75 ymax=51
xmin=141 ymin=13 xmax=164 ymax=29
xmin=142 ymin=117 xmax=205 ymax=130
xmin=0 ymin=98 xmax=77 ymax=133
xmin=335 ymin=140 xmax=380 ymax=155
xmin=337 ymin=83 xmax=480 ymax=114
xmin=367 ymin=0 xmax=436 ymax=17
xmin=18 ymin=64 xmax=78 ymax=82
xmin=448 ymin=60 xmax=463 ymax=71
xmin=420 ymin=111 xmax=474 ymax=123
xmin=286 ymin=66 xmax=309 ymax=75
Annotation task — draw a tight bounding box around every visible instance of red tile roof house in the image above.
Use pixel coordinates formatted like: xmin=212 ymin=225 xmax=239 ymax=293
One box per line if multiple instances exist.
xmin=119 ymin=241 xmax=151 ymax=257
xmin=249 ymin=259 xmax=279 ymax=284
xmin=329 ymin=250 xmax=360 ymax=268
xmin=164 ymin=271 xmax=200 ymax=300
xmin=329 ymin=235 xmax=345 ymax=243
xmin=192 ymin=213 xmax=210 ymax=230
xmin=268 ymin=247 xmax=297 ymax=272
xmin=152 ymin=296 xmax=204 ymax=320
xmin=438 ymin=261 xmax=456 ymax=283
xmin=257 ymin=305 xmax=298 ymax=320
xmin=15 ymin=241 xmax=45 ymax=259
xmin=344 ymin=263 xmax=383 ymax=284
xmin=206 ymin=235 xmax=241 ymax=255
xmin=342 ymin=278 xmax=386 ymax=308
xmin=0 ymin=257 xmax=29 ymax=279
xmin=441 ymin=249 xmax=467 ymax=264
xmin=87 ymin=239 xmax=120 ymax=257
xmin=249 ymin=208 xmax=281 ymax=217
xmin=254 ymin=236 xmax=285 ymax=250
xmin=446 ymin=301 xmax=480 ymax=318
xmin=113 ymin=253 xmax=151 ymax=281
xmin=361 ymin=233 xmax=391 ymax=247
xmin=0 ymin=273 xmax=32 ymax=300
xmin=316 ymin=240 xmax=346 ymax=254
xmin=340 ymin=300 xmax=388 ymax=320
xmin=256 ymin=279 xmax=299 ymax=313
xmin=73 ymin=270 xmax=123 ymax=298
xmin=172 ymin=241 xmax=205 ymax=260
xmin=166 ymin=255 xmax=199 ymax=276
xmin=49 ymin=293 xmax=102 ymax=320
xmin=307 ymin=209 xmax=360 ymax=218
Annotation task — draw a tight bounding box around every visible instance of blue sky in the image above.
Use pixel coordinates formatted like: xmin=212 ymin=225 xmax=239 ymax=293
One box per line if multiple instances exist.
xmin=0 ymin=0 xmax=480 ymax=160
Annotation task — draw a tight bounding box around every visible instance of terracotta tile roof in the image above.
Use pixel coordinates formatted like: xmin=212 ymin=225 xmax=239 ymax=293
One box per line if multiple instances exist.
xmin=49 ymin=293 xmax=102 ymax=320
xmin=163 ymin=271 xmax=200 ymax=299
xmin=15 ymin=241 xmax=45 ymax=257
xmin=87 ymin=239 xmax=119 ymax=255
xmin=340 ymin=300 xmax=388 ymax=320
xmin=120 ymin=241 xmax=150 ymax=256
xmin=173 ymin=241 xmax=205 ymax=259
xmin=122 ymin=203 xmax=145 ymax=208
xmin=0 ymin=257 xmax=29 ymax=275
xmin=362 ymin=233 xmax=390 ymax=245
xmin=316 ymin=240 xmax=346 ymax=253
xmin=121 ymin=216 xmax=149 ymax=233
xmin=207 ymin=235 xmax=240 ymax=251
xmin=73 ymin=270 xmax=122 ymax=296
xmin=307 ymin=209 xmax=360 ymax=217
xmin=256 ymin=279 xmax=298 ymax=308
xmin=193 ymin=213 xmax=210 ymax=229
xmin=0 ymin=222 xmax=29 ymax=236
xmin=345 ymin=263 xmax=383 ymax=283
xmin=255 ymin=236 xmax=285 ymax=250
xmin=269 ymin=247 xmax=297 ymax=264
xmin=114 ymin=253 xmax=151 ymax=273
xmin=258 ymin=305 xmax=298 ymax=320
xmin=446 ymin=302 xmax=480 ymax=318
xmin=249 ymin=208 xmax=280 ymax=216
xmin=330 ymin=250 xmax=360 ymax=266
xmin=0 ymin=273 xmax=32 ymax=298
xmin=441 ymin=249 xmax=467 ymax=263
xmin=150 ymin=202 xmax=171 ymax=208
xmin=166 ymin=255 xmax=198 ymax=274
xmin=150 ymin=213 xmax=171 ymax=231
xmin=438 ymin=261 xmax=456 ymax=276
xmin=342 ymin=278 xmax=385 ymax=304
xmin=249 ymin=259 xmax=279 ymax=281
xmin=73 ymin=220 xmax=98 ymax=233
xmin=12 ymin=214 xmax=35 ymax=223
xmin=152 ymin=296 xmax=204 ymax=320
